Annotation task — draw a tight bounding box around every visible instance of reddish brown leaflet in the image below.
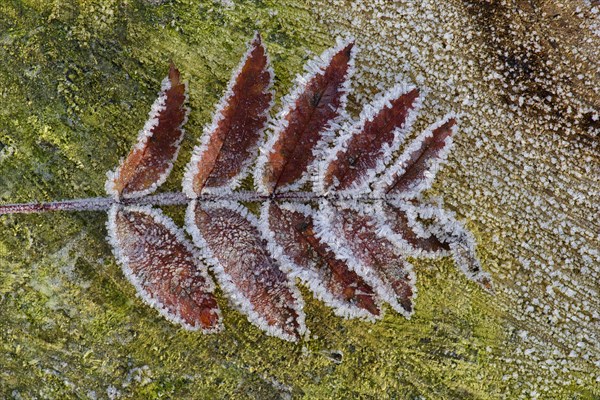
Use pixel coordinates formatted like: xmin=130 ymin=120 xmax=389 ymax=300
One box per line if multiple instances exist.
xmin=322 ymin=87 xmax=420 ymax=192
xmin=183 ymin=33 xmax=273 ymax=196
xmin=258 ymin=40 xmax=354 ymax=194
xmin=107 ymin=63 xmax=188 ymax=199
xmin=387 ymin=118 xmax=456 ymax=195
xmin=107 ymin=206 xmax=221 ymax=332
xmin=341 ymin=207 xmax=415 ymax=314
xmin=187 ymin=201 xmax=305 ymax=341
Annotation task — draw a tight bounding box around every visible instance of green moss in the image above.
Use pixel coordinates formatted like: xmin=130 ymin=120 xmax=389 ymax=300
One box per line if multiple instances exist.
xmin=1 ymin=0 xmax=596 ymax=399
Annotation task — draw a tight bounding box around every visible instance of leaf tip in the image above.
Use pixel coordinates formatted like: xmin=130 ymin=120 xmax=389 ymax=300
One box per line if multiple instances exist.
xmin=168 ymin=60 xmax=178 ymax=78
xmin=251 ymin=30 xmax=262 ymax=45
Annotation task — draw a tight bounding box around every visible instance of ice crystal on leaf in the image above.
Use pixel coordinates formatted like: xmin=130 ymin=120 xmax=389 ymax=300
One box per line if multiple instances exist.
xmin=2 ymin=33 xmax=493 ymax=342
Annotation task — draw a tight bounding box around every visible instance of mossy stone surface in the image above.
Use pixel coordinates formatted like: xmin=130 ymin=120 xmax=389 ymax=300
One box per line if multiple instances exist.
xmin=1 ymin=1 xmax=598 ymax=399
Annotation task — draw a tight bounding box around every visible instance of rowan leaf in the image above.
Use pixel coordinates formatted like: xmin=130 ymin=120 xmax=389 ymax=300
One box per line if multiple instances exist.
xmin=260 ymin=201 xmax=381 ymax=319
xmin=106 ymin=205 xmax=222 ymax=333
xmin=317 ymin=84 xmax=421 ymax=194
xmin=4 ymin=38 xmax=494 ymax=340
xmin=183 ymin=33 xmax=274 ymax=197
xmin=254 ymin=38 xmax=355 ymax=194
xmin=314 ymin=201 xmax=416 ymax=316
xmin=185 ymin=200 xmax=306 ymax=341
xmin=376 ymin=115 xmax=457 ymax=198
xmin=106 ymin=63 xmax=188 ymax=199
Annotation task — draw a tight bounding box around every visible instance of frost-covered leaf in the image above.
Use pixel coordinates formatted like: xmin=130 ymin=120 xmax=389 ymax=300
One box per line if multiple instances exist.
xmin=402 ymin=202 xmax=494 ymax=292
xmin=2 ymin=37 xmax=493 ymax=341
xmin=318 ymin=85 xmax=421 ymax=194
xmin=186 ymin=200 xmax=306 ymax=341
xmin=106 ymin=205 xmax=222 ymax=332
xmin=260 ymin=201 xmax=381 ymax=319
xmin=183 ymin=33 xmax=274 ymax=197
xmin=106 ymin=63 xmax=188 ymax=199
xmin=376 ymin=115 xmax=457 ymax=198
xmin=314 ymin=201 xmax=416 ymax=316
xmin=255 ymin=38 xmax=355 ymax=194
xmin=374 ymin=201 xmax=450 ymax=257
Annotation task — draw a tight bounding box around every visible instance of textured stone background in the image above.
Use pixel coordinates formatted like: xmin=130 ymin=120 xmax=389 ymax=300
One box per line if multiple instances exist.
xmin=0 ymin=1 xmax=598 ymax=398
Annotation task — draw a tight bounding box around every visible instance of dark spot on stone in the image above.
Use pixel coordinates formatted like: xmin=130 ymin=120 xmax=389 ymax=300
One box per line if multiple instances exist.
xmin=326 ymin=350 xmax=343 ymax=364
xmin=464 ymin=0 xmax=600 ymax=145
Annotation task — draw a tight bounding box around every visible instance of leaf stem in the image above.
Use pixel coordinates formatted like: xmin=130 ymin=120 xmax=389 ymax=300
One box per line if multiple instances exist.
xmin=0 ymin=191 xmax=379 ymax=215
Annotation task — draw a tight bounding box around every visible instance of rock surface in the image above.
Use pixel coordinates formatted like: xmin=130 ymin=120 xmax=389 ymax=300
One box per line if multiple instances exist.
xmin=0 ymin=0 xmax=598 ymax=398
